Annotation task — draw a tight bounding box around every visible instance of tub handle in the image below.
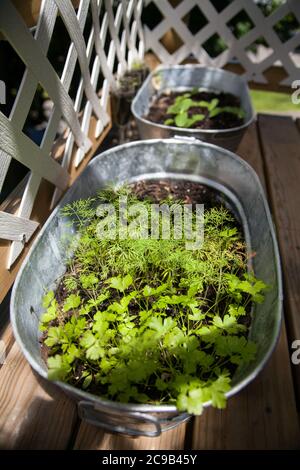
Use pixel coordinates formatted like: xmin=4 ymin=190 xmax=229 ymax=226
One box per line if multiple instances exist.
xmin=77 ymin=400 xmax=162 ymax=437
xmin=173 ymin=135 xmax=203 ymax=143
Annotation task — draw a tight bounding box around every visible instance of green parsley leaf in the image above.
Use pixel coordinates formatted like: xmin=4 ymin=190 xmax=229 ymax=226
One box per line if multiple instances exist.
xmin=42 ymin=291 xmax=54 ymax=308
xmin=107 ymin=274 xmax=133 ymax=292
xmin=48 ymin=355 xmax=70 ymax=381
xmin=80 ymin=273 xmax=99 ymax=289
xmin=63 ymin=294 xmax=81 ymax=312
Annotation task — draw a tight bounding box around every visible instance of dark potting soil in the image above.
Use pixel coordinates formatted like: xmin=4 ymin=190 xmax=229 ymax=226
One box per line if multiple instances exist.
xmin=146 ymin=90 xmax=244 ymax=130
xmin=132 ymin=178 xmax=228 ymax=208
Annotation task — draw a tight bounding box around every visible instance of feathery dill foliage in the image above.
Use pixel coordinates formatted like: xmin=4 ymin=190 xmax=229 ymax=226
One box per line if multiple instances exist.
xmin=40 ymin=186 xmax=267 ymax=415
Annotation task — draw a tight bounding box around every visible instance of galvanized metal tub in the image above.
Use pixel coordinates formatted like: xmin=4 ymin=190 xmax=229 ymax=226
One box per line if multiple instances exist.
xmin=11 ymin=137 xmax=282 ymax=437
xmin=131 ymin=65 xmax=255 ymax=151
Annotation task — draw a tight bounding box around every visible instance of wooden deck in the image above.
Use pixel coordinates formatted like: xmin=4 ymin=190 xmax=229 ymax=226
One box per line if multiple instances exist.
xmin=0 ymin=113 xmax=300 ymax=450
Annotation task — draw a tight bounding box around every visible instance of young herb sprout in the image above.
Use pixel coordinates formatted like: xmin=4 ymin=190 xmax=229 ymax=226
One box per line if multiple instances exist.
xmin=163 ymin=92 xmax=245 ymax=128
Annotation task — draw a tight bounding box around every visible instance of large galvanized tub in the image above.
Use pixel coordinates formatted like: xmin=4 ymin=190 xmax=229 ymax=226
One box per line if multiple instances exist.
xmin=11 ymin=138 xmax=282 ymax=437
xmin=131 ymin=65 xmax=255 ymax=151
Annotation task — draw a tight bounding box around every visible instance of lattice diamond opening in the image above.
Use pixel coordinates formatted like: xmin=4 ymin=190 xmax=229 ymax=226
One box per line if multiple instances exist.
xmin=273 ymin=12 xmax=300 ymax=43
xmin=246 ymin=37 xmax=273 ymax=64
xmin=258 ymin=0 xmax=286 ymax=17
xmin=142 ymin=2 xmax=164 ymax=30
xmin=230 ymin=60 xmax=246 ymax=74
xmin=202 ymin=33 xmax=228 ymax=58
xmin=22 ymin=84 xmax=54 ymax=147
xmin=47 ymin=15 xmax=72 ymax=78
xmin=0 ymin=35 xmax=26 ymax=118
xmin=159 ymin=28 xmax=184 ymax=54
xmin=263 ymin=65 xmax=288 ymax=84
xmin=0 ymin=159 xmax=29 ymax=206
xmin=168 ymin=0 xmax=183 ymax=7
xmin=89 ymin=47 xmax=97 ymax=75
xmin=83 ymin=7 xmax=93 ymax=45
xmin=68 ymin=60 xmax=81 ymax=103
xmin=226 ymin=9 xmax=254 ymax=39
xmin=210 ymin=0 xmax=234 ymax=13
xmin=182 ymin=5 xmax=208 ymax=36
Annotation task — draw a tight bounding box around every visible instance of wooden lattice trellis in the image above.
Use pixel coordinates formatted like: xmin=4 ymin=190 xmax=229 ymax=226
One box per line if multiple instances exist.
xmin=0 ymin=0 xmax=144 ymax=301
xmin=145 ymin=0 xmax=300 ymax=86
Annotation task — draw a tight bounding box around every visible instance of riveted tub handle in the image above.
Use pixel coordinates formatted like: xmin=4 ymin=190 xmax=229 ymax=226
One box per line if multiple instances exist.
xmin=78 ymin=401 xmax=162 ymax=437
xmin=174 ymin=134 xmax=203 ymax=143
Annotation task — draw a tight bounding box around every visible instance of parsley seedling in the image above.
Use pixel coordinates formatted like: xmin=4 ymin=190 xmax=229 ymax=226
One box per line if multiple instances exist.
xmin=163 ymin=93 xmax=245 ymax=128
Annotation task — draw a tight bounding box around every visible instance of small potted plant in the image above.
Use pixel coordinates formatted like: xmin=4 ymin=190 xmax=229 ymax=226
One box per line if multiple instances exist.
xmin=125 ymin=60 xmax=150 ymax=89
xmin=110 ymin=75 xmax=137 ymax=143
xmin=131 ymin=65 xmax=255 ymax=151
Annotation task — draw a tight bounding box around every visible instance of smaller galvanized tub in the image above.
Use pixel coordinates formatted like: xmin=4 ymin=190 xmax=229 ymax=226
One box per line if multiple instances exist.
xmin=11 ymin=138 xmax=281 ymax=437
xmin=131 ymin=65 xmax=255 ymax=151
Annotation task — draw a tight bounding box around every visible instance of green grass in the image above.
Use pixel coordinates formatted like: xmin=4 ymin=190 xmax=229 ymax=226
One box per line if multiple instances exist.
xmin=250 ymin=90 xmax=298 ymax=113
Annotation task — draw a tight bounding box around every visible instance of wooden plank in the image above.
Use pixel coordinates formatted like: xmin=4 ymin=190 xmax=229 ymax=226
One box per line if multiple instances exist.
xmin=0 ymin=211 xmax=39 ymax=242
xmin=236 ymin=121 xmax=266 ymax=186
xmin=258 ymin=113 xmax=300 ymax=403
xmin=74 ymin=420 xmax=187 ymax=450
xmin=192 ymin=326 xmax=300 ymax=449
xmin=0 ymin=323 xmax=14 ymax=369
xmin=192 ymin=118 xmax=300 ymax=449
xmin=0 ymin=294 xmax=14 ymax=367
xmin=0 ymin=341 xmax=77 ymax=449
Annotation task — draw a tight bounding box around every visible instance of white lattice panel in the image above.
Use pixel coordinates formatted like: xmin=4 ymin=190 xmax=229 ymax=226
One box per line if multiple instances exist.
xmin=144 ymin=0 xmax=300 ymax=86
xmin=0 ymin=0 xmax=144 ymax=269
